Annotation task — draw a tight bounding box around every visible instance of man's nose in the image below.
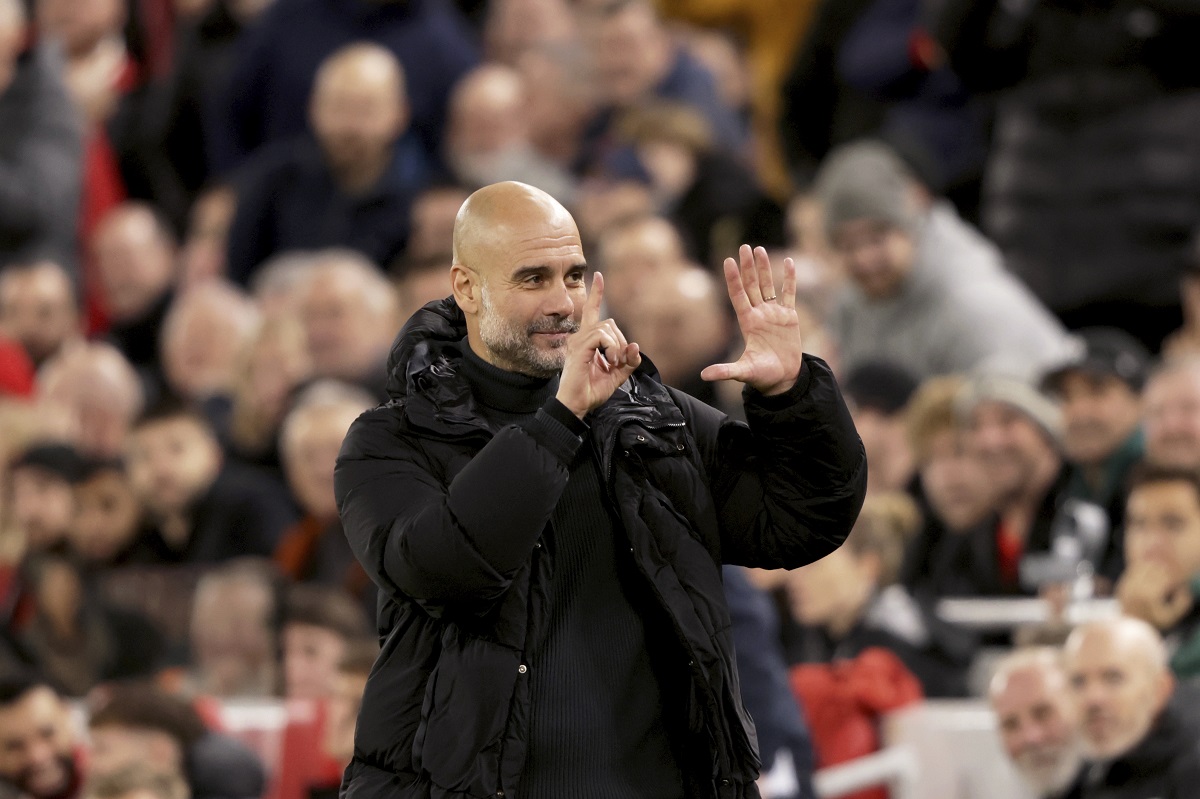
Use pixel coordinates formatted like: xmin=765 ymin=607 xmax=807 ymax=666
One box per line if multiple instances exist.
xmin=543 ymin=280 xmax=575 ymax=317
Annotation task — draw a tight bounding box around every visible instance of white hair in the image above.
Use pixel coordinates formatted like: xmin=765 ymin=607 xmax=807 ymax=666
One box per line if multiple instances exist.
xmin=307 ymin=248 xmax=398 ymax=319
xmin=279 ymin=379 xmax=375 ymax=457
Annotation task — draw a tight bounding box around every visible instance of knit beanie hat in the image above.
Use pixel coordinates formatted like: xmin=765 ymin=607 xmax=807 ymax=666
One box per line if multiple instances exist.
xmin=814 ymin=140 xmax=921 ymax=240
xmin=955 ymin=374 xmax=1064 ymax=448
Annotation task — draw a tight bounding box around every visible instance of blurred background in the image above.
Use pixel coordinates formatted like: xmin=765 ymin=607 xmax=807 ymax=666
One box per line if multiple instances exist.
xmin=2 ymin=0 xmax=1200 ymax=798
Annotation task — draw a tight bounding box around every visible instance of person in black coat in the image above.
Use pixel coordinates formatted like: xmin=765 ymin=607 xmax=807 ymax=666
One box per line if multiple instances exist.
xmin=1064 ymin=617 xmax=1200 ymax=799
xmin=224 ymin=44 xmax=431 ymax=285
xmin=123 ymin=402 xmax=297 ymax=564
xmin=333 ymin=181 xmax=867 ymax=799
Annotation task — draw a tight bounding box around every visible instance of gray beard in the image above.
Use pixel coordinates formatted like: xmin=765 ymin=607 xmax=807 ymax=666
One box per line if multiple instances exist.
xmin=478 ymin=285 xmax=577 ymax=378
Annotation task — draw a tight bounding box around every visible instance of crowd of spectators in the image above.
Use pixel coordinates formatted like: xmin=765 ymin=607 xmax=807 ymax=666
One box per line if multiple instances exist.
xmin=3 ymin=0 xmax=1200 ymax=797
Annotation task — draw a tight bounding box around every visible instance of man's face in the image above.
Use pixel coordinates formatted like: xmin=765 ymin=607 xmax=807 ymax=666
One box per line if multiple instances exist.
xmin=1144 ymin=369 xmax=1200 ymax=471
xmin=190 ymin=581 xmax=276 ymax=696
xmin=967 ymin=402 xmax=1056 ymax=501
xmin=35 ymin=0 xmax=122 ymax=57
xmin=992 ymin=666 xmax=1082 ymax=796
xmin=284 ymin=407 xmax=359 ymax=520
xmin=626 ymin=271 xmax=727 ymax=386
xmin=786 ymin=546 xmax=873 ymax=630
xmin=311 ymin=66 xmax=404 ymax=178
xmin=283 ymin=623 xmax=347 ymax=700
xmin=0 ymin=264 xmax=80 ymax=365
xmin=1066 ymin=631 xmax=1171 ymax=760
xmin=0 ymin=688 xmax=76 ymax=799
xmin=92 ymin=212 xmax=175 ymax=323
xmin=473 ymin=221 xmax=587 ymax=378
xmin=9 ymin=466 xmax=75 ymax=551
xmin=592 ymin=5 xmax=666 ymax=107
xmin=831 ymin=219 xmax=915 ymax=300
xmin=1053 ymin=371 xmax=1141 ymax=468
xmin=300 ymin=274 xmax=390 ymax=381
xmin=597 ymin=219 xmax=684 ymax=322
xmin=162 ymin=301 xmax=250 ymax=400
xmin=921 ymin=428 xmax=994 ymax=531
xmin=1124 ymin=481 xmax=1200 ymax=589
xmin=125 ymin=417 xmax=222 ymax=517
xmin=72 ymin=469 xmax=141 ymax=563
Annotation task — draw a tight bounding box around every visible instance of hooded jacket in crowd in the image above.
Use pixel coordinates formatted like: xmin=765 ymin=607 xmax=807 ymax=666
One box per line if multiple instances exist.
xmin=333 ymin=298 xmax=867 ymax=799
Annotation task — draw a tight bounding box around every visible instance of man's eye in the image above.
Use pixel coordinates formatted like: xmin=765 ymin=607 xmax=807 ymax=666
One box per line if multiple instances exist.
xmin=526 ymin=275 xmax=543 ymax=285
xmin=567 ymin=272 xmax=585 ymax=284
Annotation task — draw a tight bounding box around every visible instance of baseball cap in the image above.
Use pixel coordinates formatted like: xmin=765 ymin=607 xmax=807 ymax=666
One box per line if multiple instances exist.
xmin=1040 ymin=328 xmax=1151 ymax=394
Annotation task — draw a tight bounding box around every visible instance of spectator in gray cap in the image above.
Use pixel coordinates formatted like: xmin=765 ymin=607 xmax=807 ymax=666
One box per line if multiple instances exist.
xmin=1041 ymin=328 xmax=1150 ymax=581
xmin=957 ymin=374 xmax=1109 ymax=596
xmin=816 ymin=140 xmax=1074 ymax=382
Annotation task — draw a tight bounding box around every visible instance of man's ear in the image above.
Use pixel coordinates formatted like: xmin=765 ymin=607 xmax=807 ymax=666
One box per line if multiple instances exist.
xmin=451 ymin=264 xmax=480 ymax=315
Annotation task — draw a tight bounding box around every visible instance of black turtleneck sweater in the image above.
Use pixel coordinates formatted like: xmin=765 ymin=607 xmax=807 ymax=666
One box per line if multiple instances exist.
xmin=459 ymin=343 xmax=685 ymax=799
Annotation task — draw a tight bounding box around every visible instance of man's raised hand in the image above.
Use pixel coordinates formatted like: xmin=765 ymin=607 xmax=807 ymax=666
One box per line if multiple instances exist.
xmin=556 ymin=272 xmax=641 ymax=419
xmin=701 ymin=245 xmax=803 ymax=396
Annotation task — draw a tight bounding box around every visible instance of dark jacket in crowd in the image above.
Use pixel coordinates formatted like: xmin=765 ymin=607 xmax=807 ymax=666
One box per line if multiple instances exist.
xmin=782 ymin=584 xmax=976 ymax=698
xmin=212 ymin=0 xmax=477 ymax=174
xmin=779 ymin=0 xmax=986 ymax=201
xmin=723 ymin=567 xmax=817 ymax=799
xmin=134 ymin=462 xmax=298 ymax=564
xmin=0 ymin=42 xmax=83 ymax=269
xmin=938 ymin=0 xmax=1200 ymax=342
xmin=334 ymin=299 xmax=867 ymax=799
xmin=142 ymin=0 xmax=250 ymax=226
xmin=1081 ymin=690 xmax=1200 ymax=799
xmin=225 ymin=135 xmax=429 ymax=284
xmin=188 ymin=731 xmax=268 ymax=799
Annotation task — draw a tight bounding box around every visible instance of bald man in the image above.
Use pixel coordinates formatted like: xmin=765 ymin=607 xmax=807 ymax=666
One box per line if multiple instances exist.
xmin=1064 ymin=617 xmax=1200 ymax=798
xmin=624 ymin=266 xmax=734 ymax=408
xmin=335 ymin=180 xmax=866 ymax=798
xmin=989 ymin=648 xmax=1084 ymax=798
xmin=225 ymin=42 xmax=430 ymax=284
xmin=444 ymin=63 xmax=576 ymax=200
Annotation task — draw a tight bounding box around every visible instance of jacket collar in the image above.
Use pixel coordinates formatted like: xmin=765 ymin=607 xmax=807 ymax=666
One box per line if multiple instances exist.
xmin=385 ymin=299 xmax=685 ymax=447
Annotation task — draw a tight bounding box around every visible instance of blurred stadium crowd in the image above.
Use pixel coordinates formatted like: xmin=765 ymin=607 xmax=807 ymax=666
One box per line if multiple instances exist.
xmin=3 ymin=0 xmax=1200 ymax=797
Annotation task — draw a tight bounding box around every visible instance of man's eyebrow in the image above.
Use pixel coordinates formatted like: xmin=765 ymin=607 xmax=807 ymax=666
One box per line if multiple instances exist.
xmin=510 ymin=262 xmax=590 ymax=280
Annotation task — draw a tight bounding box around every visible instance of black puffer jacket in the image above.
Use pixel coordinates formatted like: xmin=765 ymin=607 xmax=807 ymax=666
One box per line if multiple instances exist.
xmin=938 ymin=0 xmax=1200 ymax=318
xmin=1082 ymin=692 xmax=1200 ymax=799
xmin=333 ymin=299 xmax=867 ymax=799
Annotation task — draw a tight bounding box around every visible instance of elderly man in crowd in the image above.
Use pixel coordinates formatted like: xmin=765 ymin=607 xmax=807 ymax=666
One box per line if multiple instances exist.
xmin=296 ymin=250 xmax=399 ymax=398
xmin=37 ymin=342 xmax=144 ymax=459
xmin=989 ymin=647 xmax=1084 ymax=799
xmin=226 ymin=44 xmax=430 ymax=284
xmin=1142 ymin=356 xmax=1200 ymax=472
xmin=1117 ymin=465 xmax=1200 ymax=681
xmin=444 ymin=63 xmax=575 ymax=201
xmin=1063 ymin=617 xmax=1200 ymax=797
xmin=160 ymin=281 xmax=261 ymax=408
xmin=0 ymin=0 xmax=82 ymax=269
xmin=816 ymin=140 xmax=1074 ymax=381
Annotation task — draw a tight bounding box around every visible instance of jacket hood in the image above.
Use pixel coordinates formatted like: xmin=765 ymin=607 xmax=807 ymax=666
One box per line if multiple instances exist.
xmin=385 ymin=297 xmax=667 ymax=404
xmin=385 ymin=297 xmax=467 ymax=400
